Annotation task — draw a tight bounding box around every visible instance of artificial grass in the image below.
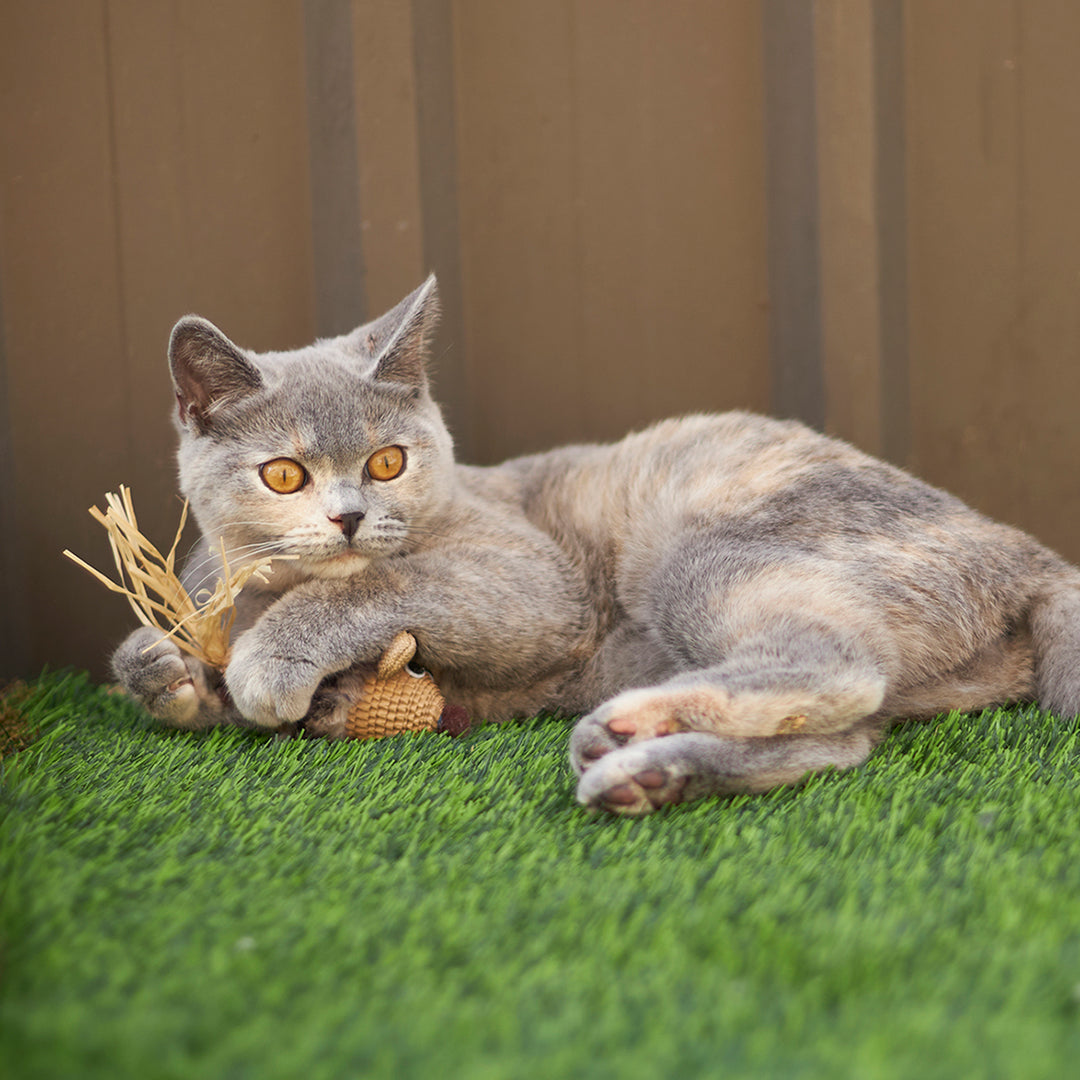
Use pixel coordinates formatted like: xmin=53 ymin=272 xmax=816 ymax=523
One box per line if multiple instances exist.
xmin=2 ymin=673 xmax=1079 ymax=1079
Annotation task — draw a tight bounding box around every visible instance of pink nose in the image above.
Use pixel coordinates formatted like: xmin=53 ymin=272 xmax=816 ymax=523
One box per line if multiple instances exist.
xmin=330 ymin=510 xmax=365 ymax=540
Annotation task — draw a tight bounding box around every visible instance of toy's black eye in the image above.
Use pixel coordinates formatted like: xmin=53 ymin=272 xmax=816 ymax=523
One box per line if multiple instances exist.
xmin=405 ymin=659 xmax=427 ymax=679
xmin=259 ymin=458 xmax=307 ymax=494
xmin=367 ymin=445 xmax=406 ymax=481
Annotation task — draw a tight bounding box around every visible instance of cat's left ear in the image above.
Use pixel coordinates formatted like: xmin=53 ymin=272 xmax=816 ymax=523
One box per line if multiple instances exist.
xmin=350 ymin=274 xmax=440 ymax=390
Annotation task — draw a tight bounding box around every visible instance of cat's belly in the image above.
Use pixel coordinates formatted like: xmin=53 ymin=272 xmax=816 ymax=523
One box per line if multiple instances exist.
xmin=437 ymin=673 xmax=580 ymax=724
xmin=435 ymin=620 xmax=680 ymax=724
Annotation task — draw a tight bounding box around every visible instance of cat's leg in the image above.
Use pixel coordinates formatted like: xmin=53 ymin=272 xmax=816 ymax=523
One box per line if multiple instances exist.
xmin=570 ymin=622 xmax=887 ymax=770
xmin=572 ymin=530 xmax=896 ymax=774
xmin=111 ymin=627 xmax=232 ymax=729
xmin=576 ymin=725 xmax=882 ymax=816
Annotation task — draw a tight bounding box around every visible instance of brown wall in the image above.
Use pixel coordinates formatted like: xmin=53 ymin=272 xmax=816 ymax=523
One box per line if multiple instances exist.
xmin=0 ymin=1 xmax=316 ymax=679
xmin=905 ymin=0 xmax=1080 ymax=560
xmin=1 ymin=0 xmax=1079 ymax=682
xmin=451 ymin=0 xmax=769 ymax=461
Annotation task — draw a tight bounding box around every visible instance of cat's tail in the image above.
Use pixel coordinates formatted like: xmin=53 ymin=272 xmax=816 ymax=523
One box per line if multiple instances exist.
xmin=1030 ymin=570 xmax=1080 ymax=717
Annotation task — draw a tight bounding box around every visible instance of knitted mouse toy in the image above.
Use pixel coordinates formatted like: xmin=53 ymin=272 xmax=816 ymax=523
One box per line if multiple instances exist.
xmin=301 ymin=630 xmax=470 ymax=740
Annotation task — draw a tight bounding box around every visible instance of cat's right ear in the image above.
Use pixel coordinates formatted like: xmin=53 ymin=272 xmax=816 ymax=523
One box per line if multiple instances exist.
xmin=168 ymin=316 xmax=263 ymax=432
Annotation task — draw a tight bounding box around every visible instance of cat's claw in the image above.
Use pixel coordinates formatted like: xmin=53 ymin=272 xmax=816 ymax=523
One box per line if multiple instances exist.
xmin=111 ymin=626 xmax=221 ymax=729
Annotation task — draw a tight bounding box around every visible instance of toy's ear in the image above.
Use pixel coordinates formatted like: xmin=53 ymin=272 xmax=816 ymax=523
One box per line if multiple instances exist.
xmin=376 ymin=631 xmax=419 ymax=679
xmin=349 ymin=275 xmax=440 ymax=391
xmin=169 ymin=316 xmax=263 ymax=432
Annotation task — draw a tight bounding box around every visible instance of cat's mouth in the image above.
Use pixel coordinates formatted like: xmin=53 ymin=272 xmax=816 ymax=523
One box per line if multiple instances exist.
xmin=304 ymin=549 xmax=373 ymax=578
xmin=282 ymin=530 xmax=406 ymax=578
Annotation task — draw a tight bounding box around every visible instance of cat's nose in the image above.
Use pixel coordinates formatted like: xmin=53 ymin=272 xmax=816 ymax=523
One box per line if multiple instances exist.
xmin=330 ymin=510 xmax=365 ymax=540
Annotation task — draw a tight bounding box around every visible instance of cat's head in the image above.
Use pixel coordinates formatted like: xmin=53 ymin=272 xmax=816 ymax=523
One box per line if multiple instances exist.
xmin=168 ymin=276 xmax=455 ymax=580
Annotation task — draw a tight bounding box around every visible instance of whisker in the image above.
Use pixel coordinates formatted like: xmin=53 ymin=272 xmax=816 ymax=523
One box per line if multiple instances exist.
xmin=181 ymin=540 xmax=291 ymax=585
xmin=392 ymin=524 xmax=451 ymax=541
xmin=181 ymin=535 xmax=206 ymax=563
xmin=199 ymin=520 xmax=301 ymax=531
xmin=174 ymin=508 xmax=454 ymax=581
xmin=183 ymin=540 xmax=284 ymax=571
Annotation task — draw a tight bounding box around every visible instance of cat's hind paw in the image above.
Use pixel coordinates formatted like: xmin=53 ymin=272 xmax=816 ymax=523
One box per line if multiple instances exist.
xmin=568 ymin=711 xmax=627 ymax=774
xmin=569 ymin=687 xmax=692 ymax=776
xmin=575 ymin=727 xmax=881 ymax=814
xmin=575 ymin=738 xmax=693 ymax=816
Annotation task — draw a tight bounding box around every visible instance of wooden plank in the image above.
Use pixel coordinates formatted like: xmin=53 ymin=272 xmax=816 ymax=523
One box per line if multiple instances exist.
xmin=1005 ymin=0 xmax=1080 ymax=558
xmin=452 ymin=0 xmax=581 ymax=463
xmin=351 ymin=0 xmax=426 ymax=316
xmin=873 ymin=0 xmax=910 ymax=465
xmin=106 ymin=2 xmax=313 ymax=374
xmin=141 ymin=0 xmax=314 ymax=352
xmin=810 ymin=0 xmax=909 ymax=463
xmin=106 ymin=0 xmax=315 ymax=510
xmin=101 ymin=0 xmax=193 ymax=551
xmin=905 ymin=0 xmax=1080 ymax=562
xmin=905 ymin=1 xmax=1034 ymax=531
xmin=814 ymin=0 xmax=883 ymax=454
xmin=455 ymin=0 xmax=768 ymax=464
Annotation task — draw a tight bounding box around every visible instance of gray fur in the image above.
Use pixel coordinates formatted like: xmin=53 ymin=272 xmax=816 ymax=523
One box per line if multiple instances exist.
xmin=112 ymin=277 xmax=1080 ymax=815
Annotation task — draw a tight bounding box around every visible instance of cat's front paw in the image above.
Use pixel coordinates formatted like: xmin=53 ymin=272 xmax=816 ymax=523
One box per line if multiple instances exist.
xmin=111 ymin=627 xmax=224 ymax=729
xmin=225 ymin=631 xmax=324 ymax=727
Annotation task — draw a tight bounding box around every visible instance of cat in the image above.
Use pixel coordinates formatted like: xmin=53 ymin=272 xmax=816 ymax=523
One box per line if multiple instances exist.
xmin=112 ymin=276 xmax=1080 ymax=815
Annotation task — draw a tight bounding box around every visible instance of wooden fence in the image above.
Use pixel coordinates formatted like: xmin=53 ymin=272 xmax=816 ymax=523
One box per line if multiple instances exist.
xmin=2 ymin=0 xmax=1078 ymax=680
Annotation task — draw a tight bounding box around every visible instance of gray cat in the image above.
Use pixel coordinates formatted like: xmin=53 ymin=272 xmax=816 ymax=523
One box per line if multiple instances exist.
xmin=112 ymin=276 xmax=1080 ymax=815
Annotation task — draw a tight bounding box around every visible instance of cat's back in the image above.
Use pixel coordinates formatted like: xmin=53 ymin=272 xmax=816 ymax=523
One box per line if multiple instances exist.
xmin=494 ymin=410 xmax=902 ymax=532
xmin=476 ymin=409 xmax=1034 ymax=574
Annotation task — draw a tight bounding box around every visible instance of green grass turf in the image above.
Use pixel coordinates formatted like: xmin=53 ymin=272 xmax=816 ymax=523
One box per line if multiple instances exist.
xmin=2 ymin=672 xmax=1079 ymax=1079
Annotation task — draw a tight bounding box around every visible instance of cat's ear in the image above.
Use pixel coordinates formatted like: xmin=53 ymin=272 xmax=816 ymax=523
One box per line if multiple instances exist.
xmin=168 ymin=316 xmax=263 ymax=431
xmin=352 ymin=274 xmax=440 ymax=390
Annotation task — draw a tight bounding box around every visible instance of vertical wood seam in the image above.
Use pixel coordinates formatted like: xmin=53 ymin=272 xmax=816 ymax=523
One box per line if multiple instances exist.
xmin=303 ymin=0 xmax=367 ymax=335
xmin=411 ymin=0 xmax=471 ymax=457
xmin=0 ymin=266 xmax=29 ymax=678
xmin=762 ymin=0 xmax=826 ymax=429
xmin=101 ymin=0 xmax=135 ymax=466
xmin=874 ymin=0 xmax=910 ymax=464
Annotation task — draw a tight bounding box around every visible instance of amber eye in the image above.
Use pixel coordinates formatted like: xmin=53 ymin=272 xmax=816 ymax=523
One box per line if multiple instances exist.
xmin=259 ymin=458 xmax=307 ymax=494
xmin=366 ymin=445 xmax=406 ymax=481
